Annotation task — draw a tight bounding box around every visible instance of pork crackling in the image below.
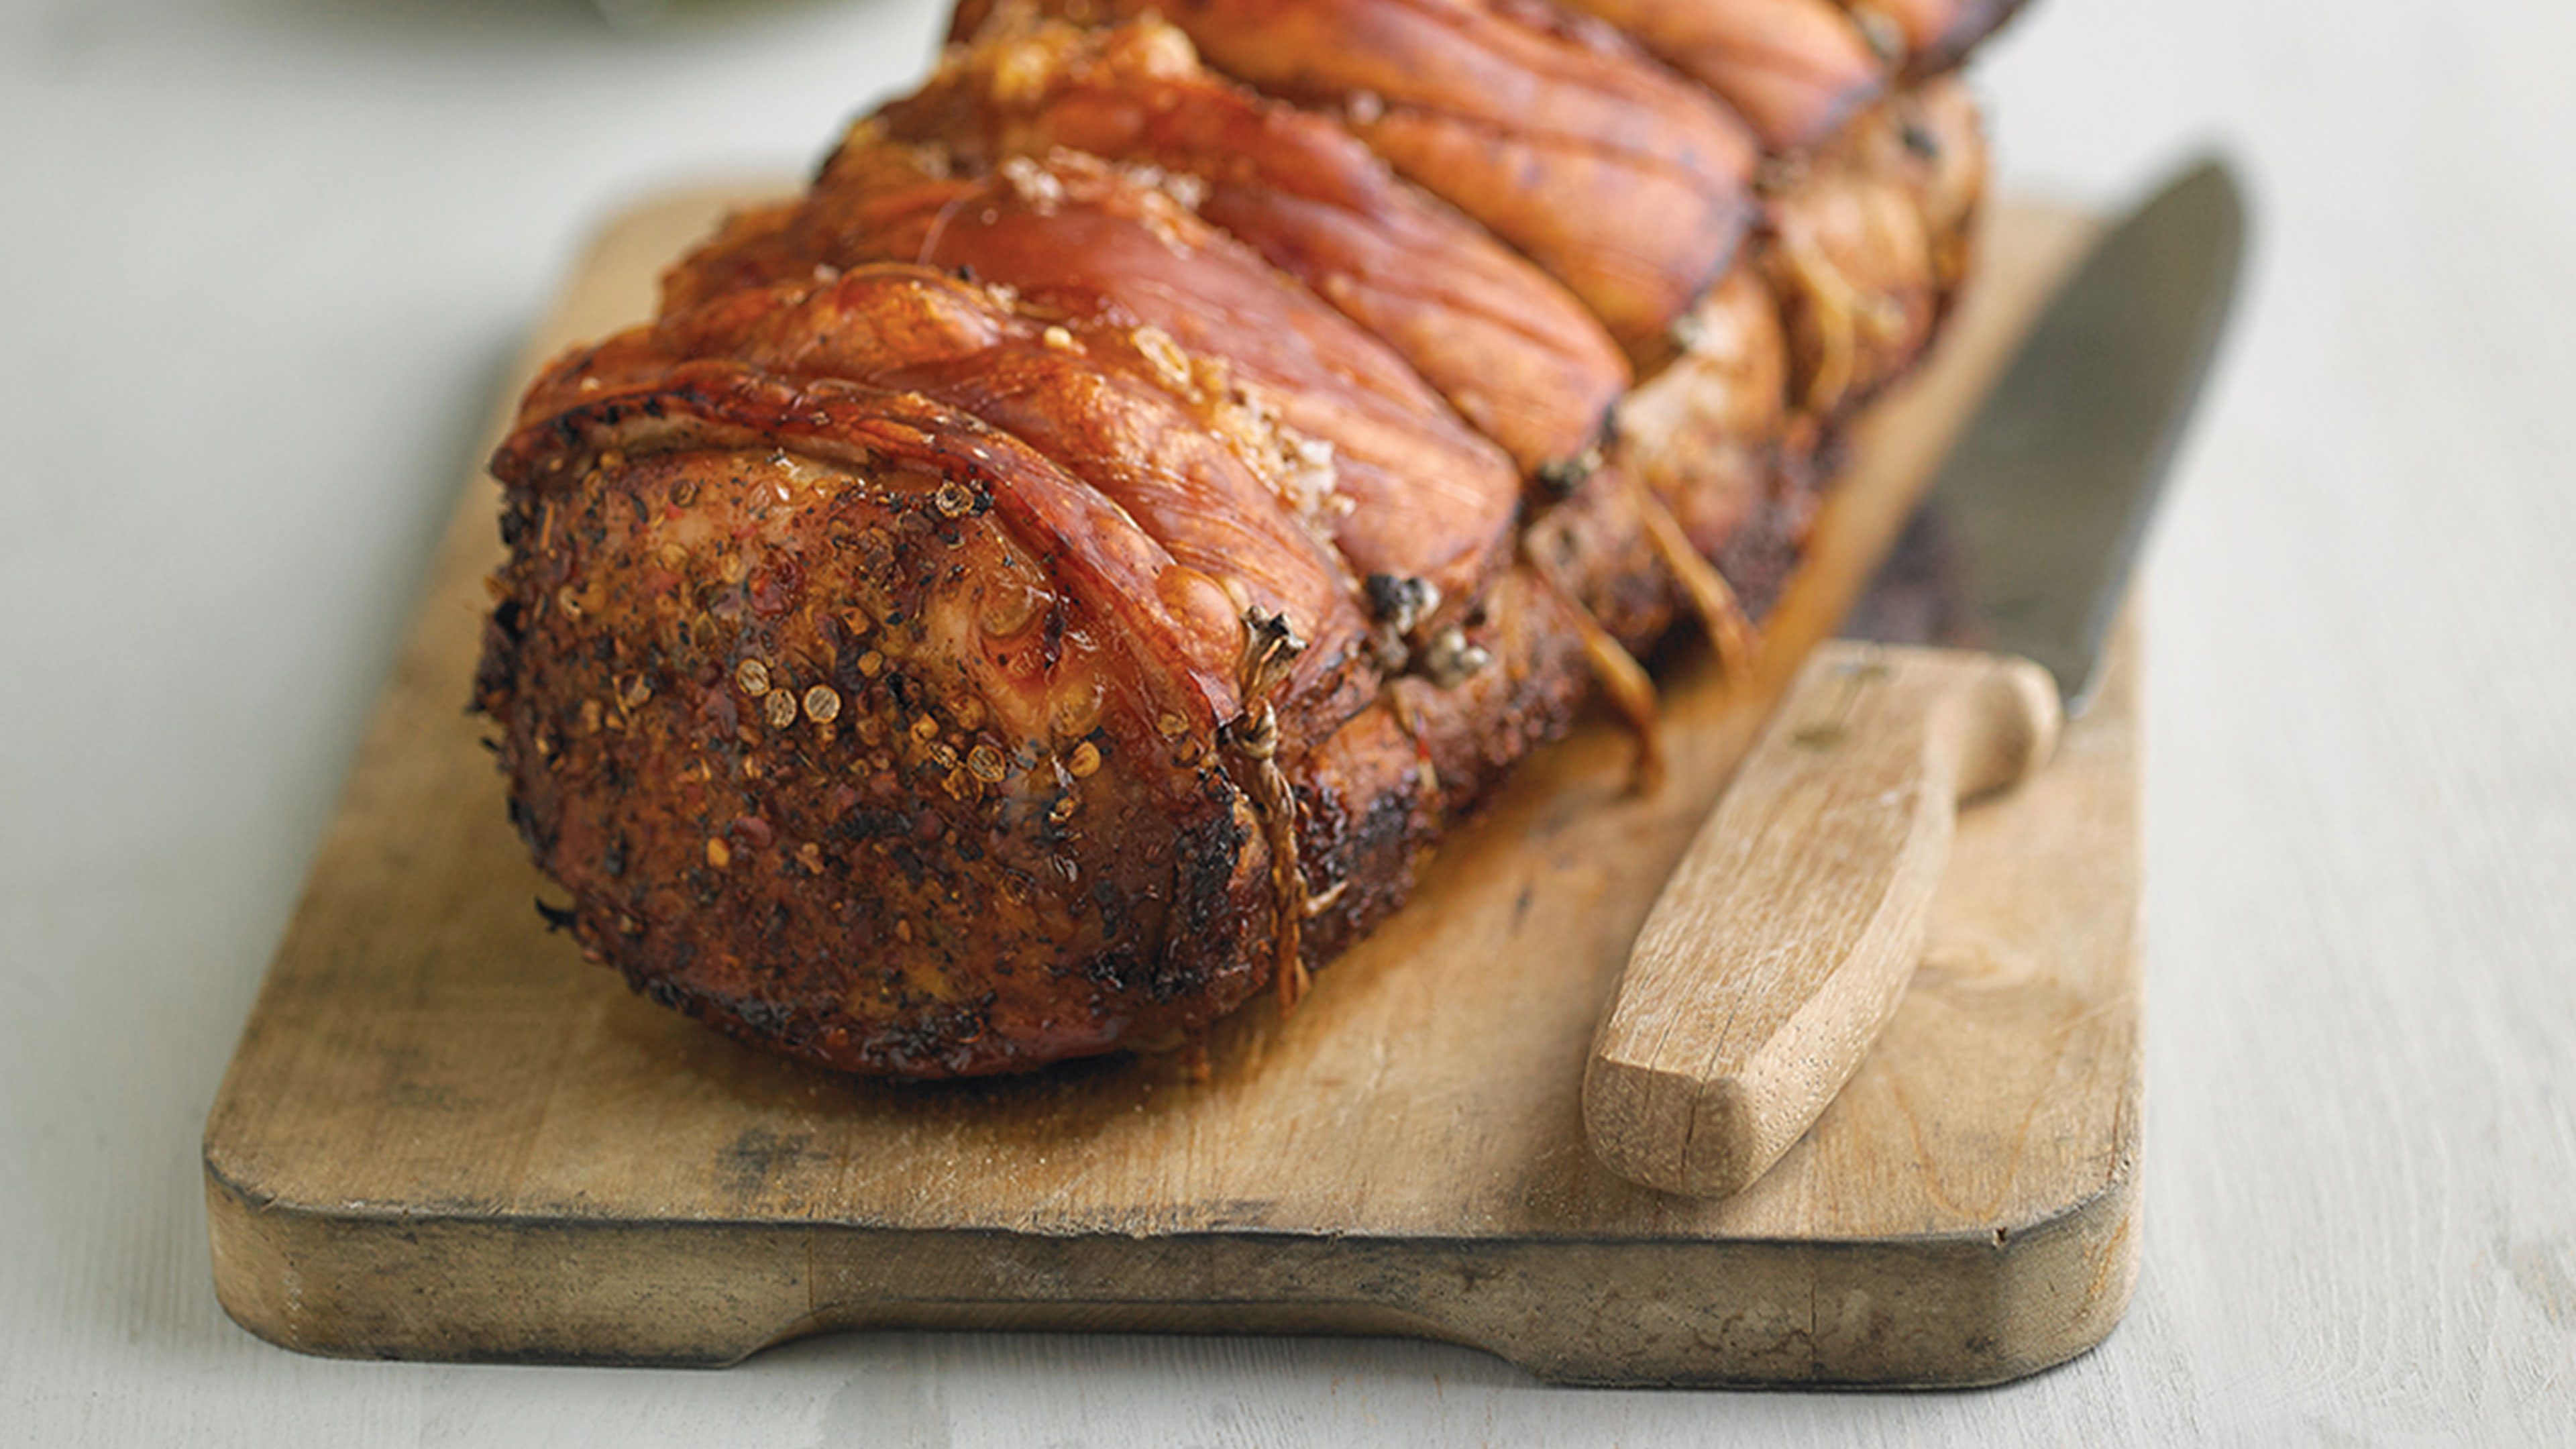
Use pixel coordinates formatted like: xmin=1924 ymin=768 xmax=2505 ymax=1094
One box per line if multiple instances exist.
xmin=474 ymin=0 xmax=2010 ymax=1077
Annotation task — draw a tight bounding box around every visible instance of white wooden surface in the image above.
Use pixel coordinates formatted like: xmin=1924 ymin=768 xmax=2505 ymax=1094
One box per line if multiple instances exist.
xmin=2 ymin=0 xmax=2570 ymax=1442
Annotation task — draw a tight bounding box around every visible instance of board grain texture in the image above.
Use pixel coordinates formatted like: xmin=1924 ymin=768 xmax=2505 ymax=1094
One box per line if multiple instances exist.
xmin=202 ymin=195 xmax=2130 ymax=1388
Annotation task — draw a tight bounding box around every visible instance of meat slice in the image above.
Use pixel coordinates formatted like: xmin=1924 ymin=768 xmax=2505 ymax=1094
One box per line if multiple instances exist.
xmin=955 ymin=0 xmax=1760 ymax=362
xmin=872 ymin=17 xmax=1630 ymax=475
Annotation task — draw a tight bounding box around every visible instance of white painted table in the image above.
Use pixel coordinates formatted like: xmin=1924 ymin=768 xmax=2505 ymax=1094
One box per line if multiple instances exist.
xmin=3 ymin=0 xmax=2569 ymax=1440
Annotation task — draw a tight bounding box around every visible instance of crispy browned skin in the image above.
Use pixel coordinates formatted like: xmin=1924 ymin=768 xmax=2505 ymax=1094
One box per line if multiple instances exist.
xmin=668 ymin=144 xmax=1524 ymax=631
xmin=873 ymin=17 xmax=1631 ymax=475
xmin=1611 ymin=262 xmax=1793 ymax=565
xmin=477 ymin=2 xmax=2008 ymax=1077
xmin=1550 ymin=0 xmax=1884 ymax=150
xmin=955 ymin=0 xmax=1760 ymax=362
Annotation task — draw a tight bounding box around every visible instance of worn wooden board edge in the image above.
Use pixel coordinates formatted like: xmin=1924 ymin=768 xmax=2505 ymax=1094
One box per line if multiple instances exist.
xmin=206 ymin=1175 xmax=2136 ymax=1387
xmin=203 ymin=191 xmax=2139 ymax=1387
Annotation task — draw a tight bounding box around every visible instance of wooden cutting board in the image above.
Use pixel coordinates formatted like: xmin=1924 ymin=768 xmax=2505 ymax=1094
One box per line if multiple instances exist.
xmin=203 ymin=195 xmax=2137 ymax=1387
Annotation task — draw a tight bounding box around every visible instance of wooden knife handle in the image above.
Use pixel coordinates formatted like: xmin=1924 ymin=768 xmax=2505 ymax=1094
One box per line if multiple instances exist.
xmin=1583 ymin=640 xmax=2063 ymax=1197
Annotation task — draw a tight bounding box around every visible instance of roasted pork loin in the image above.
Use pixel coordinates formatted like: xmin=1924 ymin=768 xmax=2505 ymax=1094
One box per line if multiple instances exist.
xmin=475 ymin=0 xmax=2010 ymax=1076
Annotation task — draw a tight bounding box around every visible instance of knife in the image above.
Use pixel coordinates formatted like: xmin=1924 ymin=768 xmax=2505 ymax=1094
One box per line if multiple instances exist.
xmin=1583 ymin=158 xmax=2247 ymax=1197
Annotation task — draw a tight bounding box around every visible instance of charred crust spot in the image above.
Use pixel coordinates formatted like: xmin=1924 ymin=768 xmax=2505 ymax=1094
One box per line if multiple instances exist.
xmin=889 ymin=843 xmax=928 ymax=886
xmin=1143 ymin=950 xmax=1207 ymax=1006
xmin=1534 ymin=448 xmax=1603 ymax=500
xmin=727 ymin=994 xmax=800 ymax=1040
xmin=1083 ymin=947 xmax=1139 ymax=994
xmin=1040 ymin=602 xmax=1067 ymax=668
xmin=1363 ymin=573 xmax=1430 ymax=629
xmin=1177 ymin=822 xmax=1248 ymax=941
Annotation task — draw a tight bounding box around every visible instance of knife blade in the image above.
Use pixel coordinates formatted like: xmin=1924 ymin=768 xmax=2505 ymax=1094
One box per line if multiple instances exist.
xmin=1583 ymin=158 xmax=2247 ymax=1198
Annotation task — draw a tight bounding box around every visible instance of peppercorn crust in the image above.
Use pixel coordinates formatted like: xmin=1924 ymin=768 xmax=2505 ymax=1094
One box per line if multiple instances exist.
xmin=478 ymin=379 xmax=1276 ymax=1075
